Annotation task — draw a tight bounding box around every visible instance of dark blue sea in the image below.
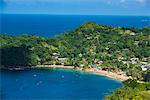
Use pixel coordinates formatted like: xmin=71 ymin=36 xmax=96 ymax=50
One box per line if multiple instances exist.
xmin=1 ymin=69 xmax=122 ymax=100
xmin=1 ymin=14 xmax=150 ymax=37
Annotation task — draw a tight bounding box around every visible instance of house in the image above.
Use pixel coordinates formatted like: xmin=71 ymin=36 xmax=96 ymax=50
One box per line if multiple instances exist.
xmin=141 ymin=62 xmax=148 ymax=65
xmin=58 ymin=58 xmax=67 ymax=62
xmin=141 ymin=65 xmax=150 ymax=71
xmin=122 ymin=61 xmax=131 ymax=64
xmin=130 ymin=58 xmax=139 ymax=61
xmin=130 ymin=32 xmax=135 ymax=35
xmin=105 ymin=47 xmax=109 ymax=50
xmin=79 ymin=64 xmax=84 ymax=68
xmin=52 ymin=52 xmax=60 ymax=56
xmin=94 ymin=59 xmax=103 ymax=64
xmin=142 ymin=58 xmax=148 ymax=62
xmin=90 ymin=64 xmax=97 ymax=68
xmin=130 ymin=58 xmax=139 ymax=64
xmin=97 ymin=66 xmax=102 ymax=70
xmin=118 ymin=57 xmax=125 ymax=61
xmin=57 ymin=58 xmax=68 ymax=65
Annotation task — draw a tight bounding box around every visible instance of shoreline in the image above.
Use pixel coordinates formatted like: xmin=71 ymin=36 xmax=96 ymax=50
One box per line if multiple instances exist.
xmin=82 ymin=68 xmax=129 ymax=81
xmin=1 ymin=65 xmax=129 ymax=81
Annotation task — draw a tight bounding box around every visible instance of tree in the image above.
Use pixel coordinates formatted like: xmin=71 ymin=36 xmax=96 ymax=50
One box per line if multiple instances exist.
xmin=1 ymin=45 xmax=39 ymax=66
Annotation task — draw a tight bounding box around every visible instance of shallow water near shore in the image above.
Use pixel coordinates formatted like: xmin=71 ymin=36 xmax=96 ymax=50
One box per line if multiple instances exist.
xmin=1 ymin=68 xmax=122 ymax=100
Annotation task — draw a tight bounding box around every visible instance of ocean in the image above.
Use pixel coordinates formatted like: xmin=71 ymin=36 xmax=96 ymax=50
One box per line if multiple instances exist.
xmin=1 ymin=14 xmax=150 ymax=37
xmin=1 ymin=69 xmax=122 ymax=99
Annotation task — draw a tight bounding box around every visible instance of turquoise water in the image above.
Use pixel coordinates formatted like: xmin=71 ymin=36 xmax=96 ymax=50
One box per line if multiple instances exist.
xmin=1 ymin=14 xmax=150 ymax=37
xmin=1 ymin=69 xmax=122 ymax=100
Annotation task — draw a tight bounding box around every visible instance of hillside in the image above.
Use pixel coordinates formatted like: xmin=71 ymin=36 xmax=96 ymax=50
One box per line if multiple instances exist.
xmin=1 ymin=22 xmax=149 ymax=67
xmin=0 ymin=23 xmax=150 ymax=69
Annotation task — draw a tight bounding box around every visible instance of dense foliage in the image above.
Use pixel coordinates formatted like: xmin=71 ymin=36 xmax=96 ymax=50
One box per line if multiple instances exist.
xmin=105 ymin=79 xmax=150 ymax=100
xmin=1 ymin=22 xmax=149 ymax=68
xmin=0 ymin=34 xmax=55 ymax=66
xmin=1 ymin=22 xmax=150 ymax=70
xmin=1 ymin=22 xmax=149 ymax=67
xmin=1 ymin=45 xmax=38 ymax=66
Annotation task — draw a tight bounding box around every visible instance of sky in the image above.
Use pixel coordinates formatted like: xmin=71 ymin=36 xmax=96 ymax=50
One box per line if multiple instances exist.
xmin=0 ymin=0 xmax=150 ymax=15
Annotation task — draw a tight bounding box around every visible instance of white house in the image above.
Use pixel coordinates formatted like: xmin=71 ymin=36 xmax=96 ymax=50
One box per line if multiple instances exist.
xmin=141 ymin=65 xmax=150 ymax=71
xmin=52 ymin=52 xmax=60 ymax=56
xmin=130 ymin=58 xmax=139 ymax=64
xmin=58 ymin=58 xmax=67 ymax=62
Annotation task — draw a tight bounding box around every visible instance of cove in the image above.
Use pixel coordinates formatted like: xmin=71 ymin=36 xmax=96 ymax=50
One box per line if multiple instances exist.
xmin=1 ymin=68 xmax=122 ymax=100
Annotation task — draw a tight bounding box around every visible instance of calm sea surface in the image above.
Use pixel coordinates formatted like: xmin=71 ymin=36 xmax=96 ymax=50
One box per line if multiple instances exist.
xmin=1 ymin=69 xmax=122 ymax=100
xmin=1 ymin=14 xmax=150 ymax=37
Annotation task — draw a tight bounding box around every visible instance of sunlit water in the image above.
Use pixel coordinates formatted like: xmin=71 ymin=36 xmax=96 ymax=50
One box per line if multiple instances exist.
xmin=1 ymin=68 xmax=122 ymax=100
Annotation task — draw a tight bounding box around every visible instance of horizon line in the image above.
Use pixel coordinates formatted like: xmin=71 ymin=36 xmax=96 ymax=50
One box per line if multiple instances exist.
xmin=1 ymin=13 xmax=150 ymax=17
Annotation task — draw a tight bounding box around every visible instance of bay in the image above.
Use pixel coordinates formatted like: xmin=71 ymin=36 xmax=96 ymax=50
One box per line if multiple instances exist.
xmin=1 ymin=69 xmax=122 ymax=100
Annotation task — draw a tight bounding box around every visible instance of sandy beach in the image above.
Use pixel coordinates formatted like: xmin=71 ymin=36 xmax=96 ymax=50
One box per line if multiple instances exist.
xmin=83 ymin=68 xmax=129 ymax=81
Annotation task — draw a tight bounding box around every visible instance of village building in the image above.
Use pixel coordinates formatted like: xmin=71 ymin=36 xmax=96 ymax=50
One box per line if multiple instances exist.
xmin=130 ymin=58 xmax=139 ymax=64
xmin=57 ymin=58 xmax=68 ymax=65
xmin=141 ymin=65 xmax=150 ymax=71
xmin=52 ymin=52 xmax=60 ymax=56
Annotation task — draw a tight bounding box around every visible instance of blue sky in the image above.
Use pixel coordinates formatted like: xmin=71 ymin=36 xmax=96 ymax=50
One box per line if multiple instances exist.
xmin=1 ymin=0 xmax=150 ymax=15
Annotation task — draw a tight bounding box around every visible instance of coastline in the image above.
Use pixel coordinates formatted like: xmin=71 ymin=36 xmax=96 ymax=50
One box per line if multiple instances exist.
xmin=83 ymin=68 xmax=129 ymax=81
xmin=1 ymin=65 xmax=129 ymax=81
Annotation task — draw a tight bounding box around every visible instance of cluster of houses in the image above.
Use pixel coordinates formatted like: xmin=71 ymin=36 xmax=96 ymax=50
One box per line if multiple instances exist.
xmin=52 ymin=52 xmax=150 ymax=71
xmin=52 ymin=52 xmax=68 ymax=65
xmin=122 ymin=57 xmax=150 ymax=71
